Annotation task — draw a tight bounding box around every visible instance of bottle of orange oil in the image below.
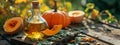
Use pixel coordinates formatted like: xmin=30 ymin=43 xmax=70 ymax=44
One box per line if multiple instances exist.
xmin=24 ymin=1 xmax=48 ymax=40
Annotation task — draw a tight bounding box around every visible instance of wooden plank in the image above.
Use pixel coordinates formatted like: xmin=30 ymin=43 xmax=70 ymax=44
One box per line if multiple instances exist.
xmin=82 ymin=19 xmax=120 ymax=45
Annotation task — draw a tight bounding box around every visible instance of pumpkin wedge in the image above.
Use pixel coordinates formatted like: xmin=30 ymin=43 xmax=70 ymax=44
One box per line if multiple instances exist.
xmin=41 ymin=25 xmax=62 ymax=36
xmin=68 ymin=11 xmax=85 ymax=23
xmin=3 ymin=17 xmax=23 ymax=34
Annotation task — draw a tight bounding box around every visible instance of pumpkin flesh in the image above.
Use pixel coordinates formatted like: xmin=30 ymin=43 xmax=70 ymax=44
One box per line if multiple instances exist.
xmin=68 ymin=11 xmax=85 ymax=23
xmin=3 ymin=17 xmax=23 ymax=34
xmin=41 ymin=25 xmax=62 ymax=36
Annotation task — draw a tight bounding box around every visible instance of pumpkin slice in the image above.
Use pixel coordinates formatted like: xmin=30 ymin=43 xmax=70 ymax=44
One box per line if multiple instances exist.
xmin=3 ymin=17 xmax=23 ymax=34
xmin=68 ymin=11 xmax=85 ymax=23
xmin=41 ymin=25 xmax=62 ymax=36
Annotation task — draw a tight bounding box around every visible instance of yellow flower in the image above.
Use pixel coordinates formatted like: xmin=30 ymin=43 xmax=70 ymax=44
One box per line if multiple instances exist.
xmin=86 ymin=3 xmax=95 ymax=9
xmin=20 ymin=5 xmax=31 ymax=18
xmin=65 ymin=2 xmax=72 ymax=11
xmin=40 ymin=4 xmax=50 ymax=14
xmin=48 ymin=0 xmax=55 ymax=7
xmin=59 ymin=7 xmax=67 ymax=12
xmin=37 ymin=0 xmax=44 ymax=4
xmin=48 ymin=0 xmax=62 ymax=8
xmin=91 ymin=9 xmax=99 ymax=19
xmin=27 ymin=32 xmax=44 ymax=40
xmin=20 ymin=8 xmax=27 ymax=18
xmin=15 ymin=0 xmax=28 ymax=4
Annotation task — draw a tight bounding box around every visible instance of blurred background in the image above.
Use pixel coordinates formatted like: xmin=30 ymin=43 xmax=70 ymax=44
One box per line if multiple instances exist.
xmin=0 ymin=0 xmax=120 ymax=28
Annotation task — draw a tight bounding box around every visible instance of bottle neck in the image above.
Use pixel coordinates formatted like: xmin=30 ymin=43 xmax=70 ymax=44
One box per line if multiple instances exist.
xmin=28 ymin=1 xmax=47 ymax=23
xmin=31 ymin=1 xmax=41 ymax=16
xmin=32 ymin=8 xmax=41 ymax=16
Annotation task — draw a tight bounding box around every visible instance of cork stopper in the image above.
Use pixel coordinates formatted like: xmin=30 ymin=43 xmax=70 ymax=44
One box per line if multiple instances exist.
xmin=32 ymin=1 xmax=40 ymax=9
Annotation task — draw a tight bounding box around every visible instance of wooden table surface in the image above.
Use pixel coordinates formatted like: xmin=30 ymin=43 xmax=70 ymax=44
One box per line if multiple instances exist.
xmin=0 ymin=19 xmax=120 ymax=45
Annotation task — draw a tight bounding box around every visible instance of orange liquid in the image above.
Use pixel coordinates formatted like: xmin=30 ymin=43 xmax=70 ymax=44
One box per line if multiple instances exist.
xmin=25 ymin=22 xmax=48 ymax=34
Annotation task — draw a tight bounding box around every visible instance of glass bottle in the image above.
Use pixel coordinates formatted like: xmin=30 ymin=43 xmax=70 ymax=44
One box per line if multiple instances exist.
xmin=24 ymin=1 xmax=48 ymax=40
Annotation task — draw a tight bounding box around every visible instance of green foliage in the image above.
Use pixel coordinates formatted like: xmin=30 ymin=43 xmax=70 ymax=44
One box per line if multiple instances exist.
xmin=87 ymin=0 xmax=120 ymax=20
xmin=0 ymin=15 xmax=13 ymax=29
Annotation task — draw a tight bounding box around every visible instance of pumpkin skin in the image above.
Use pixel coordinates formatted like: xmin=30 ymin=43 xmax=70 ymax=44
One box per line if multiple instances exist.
xmin=68 ymin=11 xmax=85 ymax=23
xmin=43 ymin=10 xmax=70 ymax=28
xmin=41 ymin=25 xmax=62 ymax=36
xmin=3 ymin=17 xmax=23 ymax=35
